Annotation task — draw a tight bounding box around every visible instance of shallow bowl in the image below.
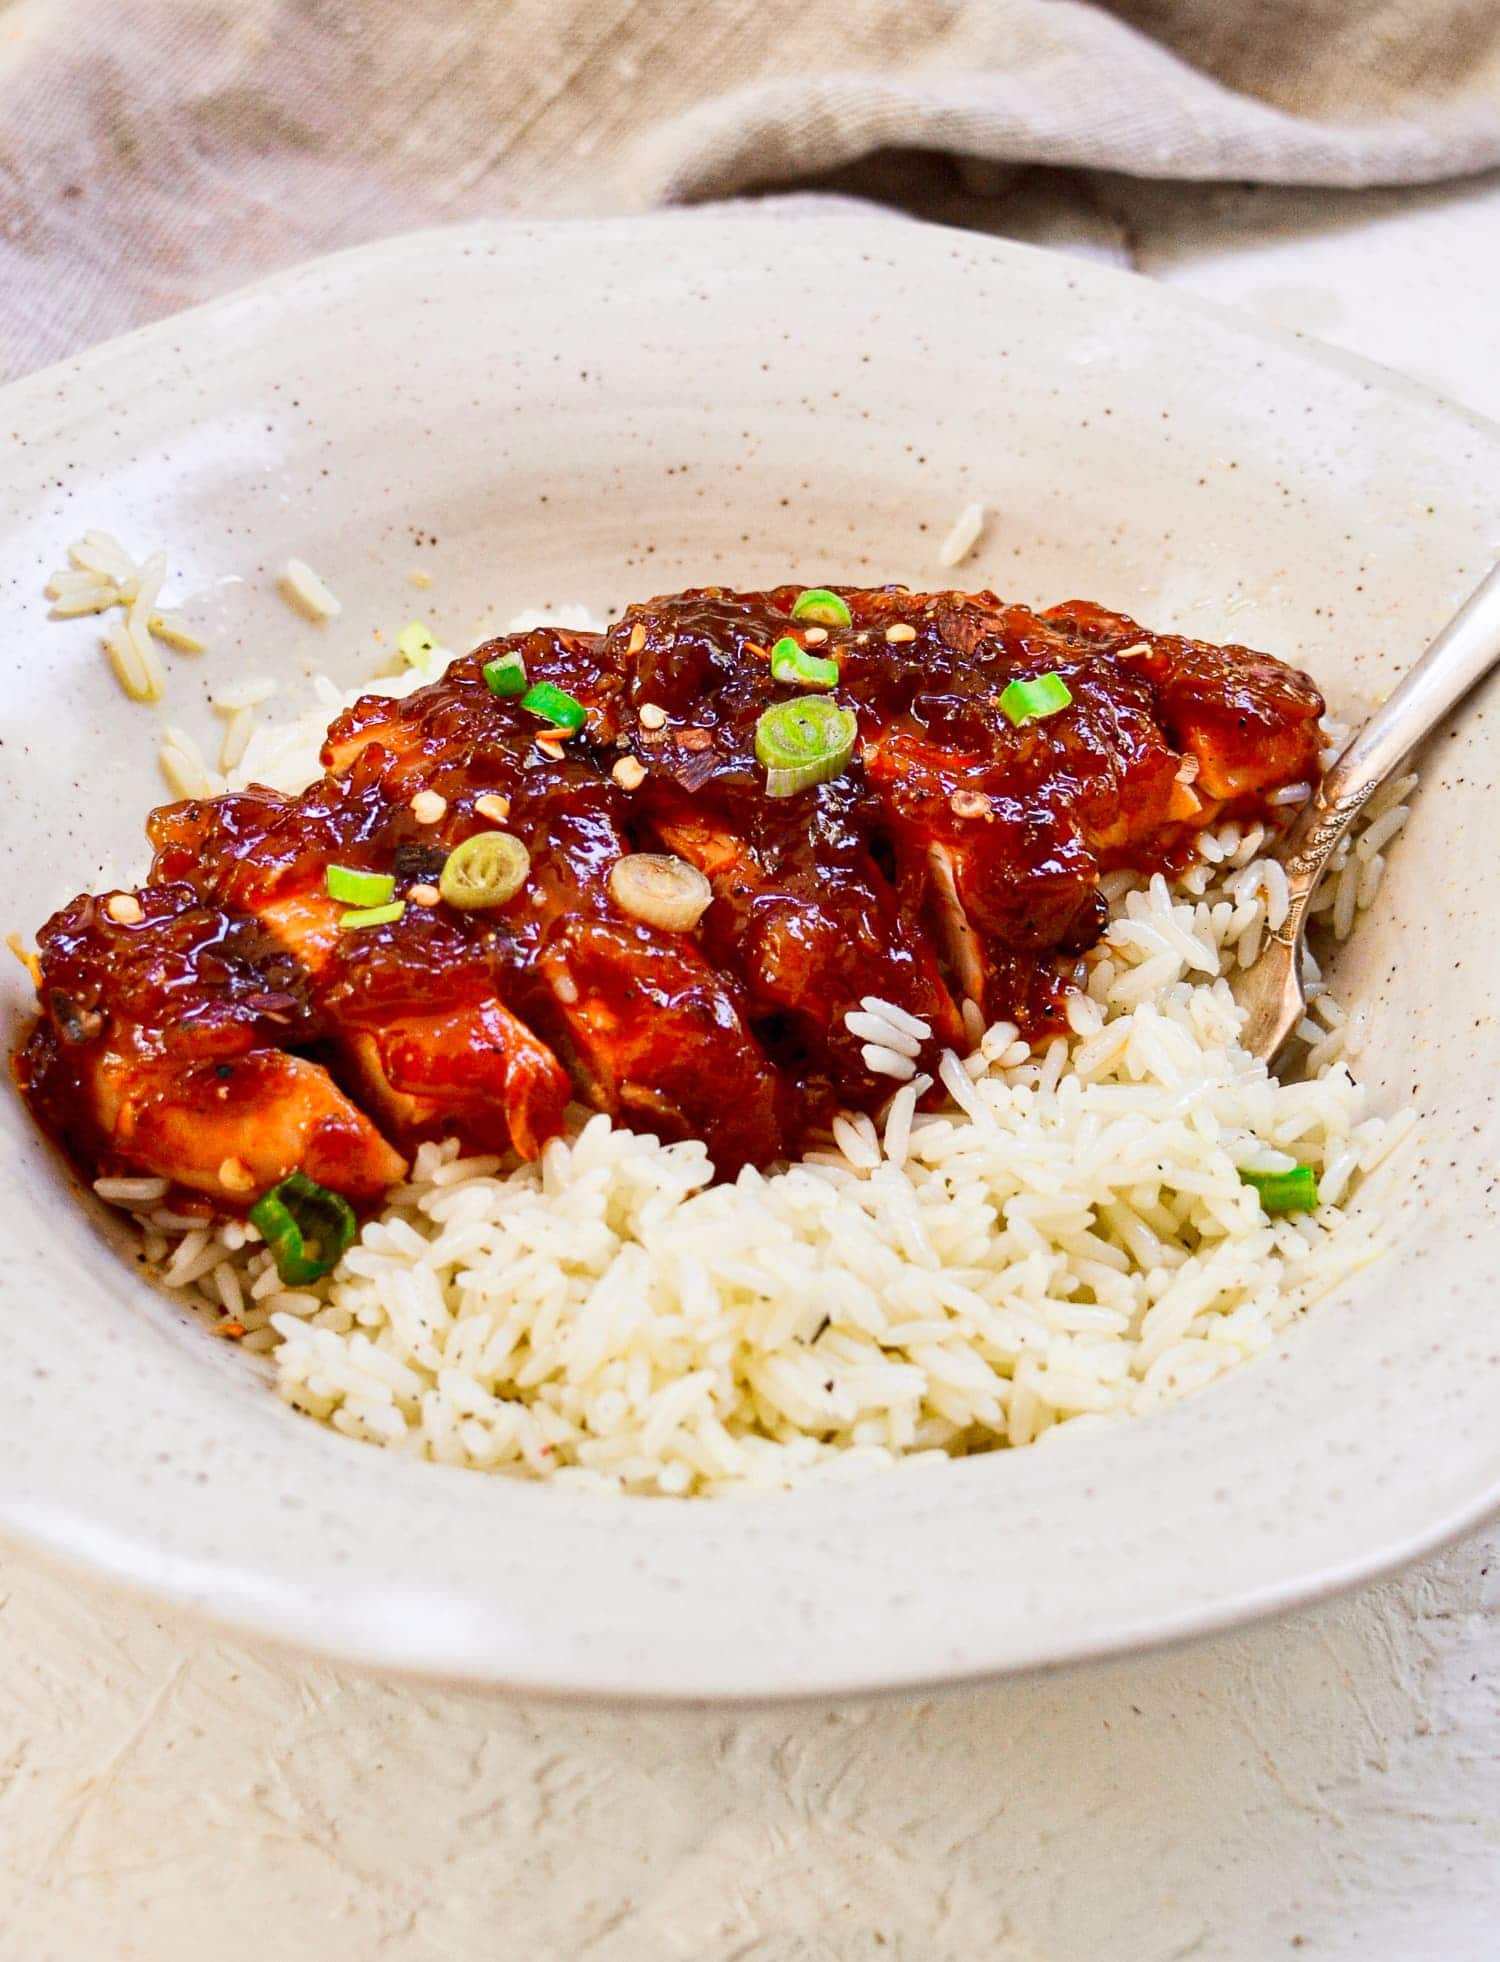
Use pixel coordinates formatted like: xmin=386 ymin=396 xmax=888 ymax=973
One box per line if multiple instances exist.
xmin=3 ymin=215 xmax=1498 ymax=1699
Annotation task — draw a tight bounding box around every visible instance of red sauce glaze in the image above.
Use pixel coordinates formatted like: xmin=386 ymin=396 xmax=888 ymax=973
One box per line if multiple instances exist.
xmin=601 ymin=586 xmax=1322 ymax=1033
xmin=13 ymin=585 xmax=1324 ymax=1207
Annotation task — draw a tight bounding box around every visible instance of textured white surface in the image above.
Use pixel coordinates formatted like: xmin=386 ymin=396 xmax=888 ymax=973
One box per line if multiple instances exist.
xmin=6 ymin=181 xmax=1500 ymax=1956
xmin=4 ymin=1537 xmax=1499 ymax=1960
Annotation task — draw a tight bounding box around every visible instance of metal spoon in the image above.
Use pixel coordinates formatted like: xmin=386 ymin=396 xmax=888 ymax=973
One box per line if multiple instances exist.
xmin=1238 ymin=558 xmax=1500 ymax=1063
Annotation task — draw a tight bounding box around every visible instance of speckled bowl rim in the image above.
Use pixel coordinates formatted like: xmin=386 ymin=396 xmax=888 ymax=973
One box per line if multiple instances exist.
xmin=3 ymin=215 xmax=1499 ymax=1702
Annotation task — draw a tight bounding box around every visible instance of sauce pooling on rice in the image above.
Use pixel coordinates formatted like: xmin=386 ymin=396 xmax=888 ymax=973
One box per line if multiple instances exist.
xmin=13 ymin=584 xmax=1323 ymax=1207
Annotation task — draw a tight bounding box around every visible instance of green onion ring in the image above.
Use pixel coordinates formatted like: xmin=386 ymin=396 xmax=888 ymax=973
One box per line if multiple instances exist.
xmin=770 ymin=636 xmax=840 ymax=690
xmin=520 ymin=680 xmax=587 ymax=733
xmin=340 ymin=900 xmax=406 ymax=930
xmin=438 ymin=830 xmax=531 ymax=909
xmin=790 ymin=588 xmax=853 ymax=627
xmin=249 ymin=1170 xmax=358 ymax=1284
xmin=754 ymin=697 xmax=858 ymax=799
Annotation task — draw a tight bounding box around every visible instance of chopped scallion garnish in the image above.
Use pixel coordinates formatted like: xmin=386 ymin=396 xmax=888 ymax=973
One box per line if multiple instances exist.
xmin=1238 ymin=1164 xmax=1319 ymax=1214
xmin=325 ymin=864 xmax=395 ymax=907
xmin=999 ymin=672 xmax=1073 ymax=727
xmin=790 ymin=588 xmax=853 ymax=627
xmin=340 ymin=900 xmax=406 ymax=930
xmin=249 ymin=1170 xmax=358 ymax=1285
xmin=396 ymin=621 xmax=439 ymax=672
xmin=770 ymin=635 xmax=839 ymax=690
xmin=754 ymin=697 xmax=858 ymax=799
xmin=482 ymin=651 xmax=528 ymax=698
xmin=520 ymin=680 xmax=587 ymax=733
xmin=609 ymin=853 xmax=713 ymax=932
xmin=438 ymin=831 xmax=531 ymax=909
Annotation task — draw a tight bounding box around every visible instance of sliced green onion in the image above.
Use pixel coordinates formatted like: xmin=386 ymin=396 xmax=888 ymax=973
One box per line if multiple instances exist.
xmin=999 ymin=672 xmax=1073 ymax=727
xmin=482 ymin=651 xmax=528 ymax=698
xmin=770 ymin=636 xmax=839 ymax=691
xmin=1239 ymin=1164 xmax=1319 ymax=1214
xmin=325 ymin=864 xmax=395 ymax=907
xmin=790 ymin=588 xmax=852 ymax=628
xmin=340 ymin=900 xmax=406 ymax=930
xmin=520 ymin=680 xmax=586 ymax=733
xmin=438 ymin=830 xmax=531 ymax=909
xmin=754 ymin=697 xmax=858 ymax=799
xmin=397 ymin=620 xmax=439 ymax=672
xmin=609 ymin=853 xmax=713 ymax=932
xmin=249 ymin=1170 xmax=357 ymax=1285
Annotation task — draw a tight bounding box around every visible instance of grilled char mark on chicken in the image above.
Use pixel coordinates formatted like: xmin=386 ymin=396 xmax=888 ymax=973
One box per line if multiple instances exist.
xmin=14 ymin=587 xmax=1324 ymax=1211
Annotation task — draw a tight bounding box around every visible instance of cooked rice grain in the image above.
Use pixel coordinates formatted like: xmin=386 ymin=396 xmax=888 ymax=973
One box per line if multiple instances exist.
xmin=158 ymin=727 xmax=222 ymax=801
xmin=938 ymin=502 xmax=987 ymax=567
xmin=49 ymin=531 xmax=207 ymax=688
xmin=280 ymin=557 xmax=343 ymax=621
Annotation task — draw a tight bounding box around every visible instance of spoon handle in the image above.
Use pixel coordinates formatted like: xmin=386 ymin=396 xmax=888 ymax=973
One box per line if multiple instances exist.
xmin=1280 ymin=557 xmax=1500 ymax=896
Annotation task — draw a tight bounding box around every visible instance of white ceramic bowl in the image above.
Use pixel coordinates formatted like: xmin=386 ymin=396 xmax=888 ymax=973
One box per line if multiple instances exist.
xmin=3 ymin=216 xmax=1498 ymax=1701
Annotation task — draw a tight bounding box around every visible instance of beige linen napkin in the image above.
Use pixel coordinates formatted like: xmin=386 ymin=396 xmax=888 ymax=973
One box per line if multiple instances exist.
xmin=3 ymin=0 xmax=1499 ymax=377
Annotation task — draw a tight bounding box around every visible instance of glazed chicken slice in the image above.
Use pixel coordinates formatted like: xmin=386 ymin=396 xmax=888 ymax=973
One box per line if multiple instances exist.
xmin=1043 ymin=599 xmax=1326 ymax=801
xmin=148 ymin=769 xmax=571 ymax=1163
xmin=834 ymin=594 xmax=1195 ymax=1026
xmin=318 ymin=638 xmax=786 ymax=1174
xmin=603 ymin=585 xmax=1323 ymax=1031
xmin=602 ymin=593 xmax=967 ymax=1116
xmin=15 ymin=580 xmax=1326 ymax=1218
xmin=16 ymin=884 xmax=406 ymax=1202
xmin=640 ymin=775 xmax=965 ymax=1119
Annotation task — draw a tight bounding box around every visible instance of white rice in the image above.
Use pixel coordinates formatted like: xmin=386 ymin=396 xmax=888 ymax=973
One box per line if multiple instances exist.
xmin=248 ymin=878 xmax=1410 ymax=1494
xmin=1301 ymin=769 xmax=1419 ymax=945
xmin=858 ymin=994 xmax=933 ymax=1043
xmin=937 ymin=502 xmax=987 ymax=568
xmin=216 ymin=706 xmax=256 ymax=774
xmin=91 ymin=614 xmax=1417 ymax=1496
xmin=157 ymin=726 xmax=220 ymax=801
xmin=859 ymin=1042 xmax=919 ymax=1082
xmin=280 ymin=557 xmax=343 ymax=621
xmin=92 ymin=1175 xmax=169 ymax=1206
xmin=102 ymin=623 xmax=162 ymax=705
xmin=46 ymin=531 xmax=206 ymax=698
xmin=212 ymin=676 xmax=279 ymax=713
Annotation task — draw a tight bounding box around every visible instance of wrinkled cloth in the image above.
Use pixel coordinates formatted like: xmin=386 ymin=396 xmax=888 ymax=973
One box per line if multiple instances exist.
xmin=3 ymin=0 xmax=1500 ymax=377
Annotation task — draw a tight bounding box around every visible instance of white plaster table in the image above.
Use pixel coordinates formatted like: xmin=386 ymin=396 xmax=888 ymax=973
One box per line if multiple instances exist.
xmin=5 ymin=176 xmax=1500 ymax=1960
